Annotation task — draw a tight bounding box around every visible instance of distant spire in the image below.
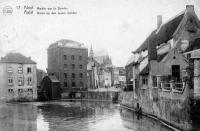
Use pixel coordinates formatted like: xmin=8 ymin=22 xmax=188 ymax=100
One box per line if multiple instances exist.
xmin=89 ymin=45 xmax=94 ymax=59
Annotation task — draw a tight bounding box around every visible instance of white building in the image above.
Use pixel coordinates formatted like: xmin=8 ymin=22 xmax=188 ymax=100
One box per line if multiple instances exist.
xmin=0 ymin=53 xmax=37 ymax=101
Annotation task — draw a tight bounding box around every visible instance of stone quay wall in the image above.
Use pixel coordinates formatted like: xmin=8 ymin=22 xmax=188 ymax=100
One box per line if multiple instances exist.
xmin=120 ymin=86 xmax=192 ymax=131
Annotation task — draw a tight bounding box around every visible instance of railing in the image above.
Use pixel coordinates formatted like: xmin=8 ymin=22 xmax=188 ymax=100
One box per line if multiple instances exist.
xmin=161 ymin=83 xmax=171 ymax=92
xmin=172 ymin=83 xmax=184 ymax=93
xmin=160 ymin=82 xmax=184 ymax=94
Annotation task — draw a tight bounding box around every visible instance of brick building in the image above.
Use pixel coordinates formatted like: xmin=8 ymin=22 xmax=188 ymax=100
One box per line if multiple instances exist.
xmin=47 ymin=39 xmax=88 ymax=91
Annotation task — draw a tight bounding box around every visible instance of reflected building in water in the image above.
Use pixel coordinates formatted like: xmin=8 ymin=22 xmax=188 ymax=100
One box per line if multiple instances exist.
xmin=0 ymin=103 xmax=37 ymax=131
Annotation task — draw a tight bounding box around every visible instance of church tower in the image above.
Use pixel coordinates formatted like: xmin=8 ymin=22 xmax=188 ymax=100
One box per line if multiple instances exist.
xmin=89 ymin=45 xmax=94 ymax=60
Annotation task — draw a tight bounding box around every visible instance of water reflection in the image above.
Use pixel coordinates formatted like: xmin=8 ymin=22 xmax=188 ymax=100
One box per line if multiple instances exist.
xmin=0 ymin=103 xmax=37 ymax=131
xmin=0 ymin=101 xmax=175 ymax=131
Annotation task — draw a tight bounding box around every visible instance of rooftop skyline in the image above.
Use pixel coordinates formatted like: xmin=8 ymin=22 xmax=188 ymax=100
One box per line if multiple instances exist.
xmin=0 ymin=0 xmax=199 ymax=70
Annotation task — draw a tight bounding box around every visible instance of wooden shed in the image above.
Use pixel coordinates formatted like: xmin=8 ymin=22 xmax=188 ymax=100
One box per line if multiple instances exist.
xmin=40 ymin=75 xmax=61 ymax=100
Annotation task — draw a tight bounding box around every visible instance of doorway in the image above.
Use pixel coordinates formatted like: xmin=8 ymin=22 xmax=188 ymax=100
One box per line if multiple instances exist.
xmin=172 ymin=65 xmax=180 ymax=82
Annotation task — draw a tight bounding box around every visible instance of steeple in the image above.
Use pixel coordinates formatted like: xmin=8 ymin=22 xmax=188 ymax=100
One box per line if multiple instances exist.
xmin=89 ymin=45 xmax=94 ymax=59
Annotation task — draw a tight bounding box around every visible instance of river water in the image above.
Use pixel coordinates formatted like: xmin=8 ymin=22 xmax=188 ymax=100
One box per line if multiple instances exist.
xmin=0 ymin=100 xmax=174 ymax=131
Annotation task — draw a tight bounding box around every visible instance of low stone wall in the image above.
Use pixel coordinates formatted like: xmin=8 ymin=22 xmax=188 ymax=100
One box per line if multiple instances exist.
xmin=120 ymin=87 xmax=192 ymax=130
xmin=61 ymin=91 xmax=119 ymax=101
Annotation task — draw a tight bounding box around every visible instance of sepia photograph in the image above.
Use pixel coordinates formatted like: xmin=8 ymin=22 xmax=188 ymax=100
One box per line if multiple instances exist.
xmin=0 ymin=0 xmax=200 ymax=130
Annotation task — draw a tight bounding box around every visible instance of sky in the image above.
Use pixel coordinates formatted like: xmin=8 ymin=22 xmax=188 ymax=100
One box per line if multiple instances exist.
xmin=0 ymin=0 xmax=200 ymax=71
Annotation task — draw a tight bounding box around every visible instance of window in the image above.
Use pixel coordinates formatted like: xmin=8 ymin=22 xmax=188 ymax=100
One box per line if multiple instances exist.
xmin=72 ymin=73 xmax=75 ymax=79
xmin=27 ymin=77 xmax=32 ymax=85
xmin=64 ymin=82 xmax=67 ymax=87
xmin=71 ymin=55 xmax=75 ymax=60
xmin=64 ymin=64 xmax=67 ymax=69
xmin=8 ymin=78 xmax=13 ymax=86
xmin=18 ymin=77 xmax=23 ymax=86
xmin=63 ymin=55 xmax=67 ymax=60
xmin=18 ymin=67 xmax=23 ymax=73
xmin=8 ymin=67 xmax=13 ymax=73
xmin=142 ymin=77 xmax=148 ymax=85
xmin=80 ymin=81 xmax=83 ymax=87
xmin=72 ymin=64 xmax=75 ymax=69
xmin=72 ymin=82 xmax=76 ymax=87
xmin=64 ymin=73 xmax=67 ymax=78
xmin=79 ymin=64 xmax=83 ymax=69
xmin=79 ymin=73 xmax=83 ymax=79
xmin=27 ymin=67 xmax=32 ymax=73
xmin=8 ymin=89 xmax=13 ymax=93
xmin=27 ymin=88 xmax=33 ymax=92
xmin=79 ymin=56 xmax=82 ymax=60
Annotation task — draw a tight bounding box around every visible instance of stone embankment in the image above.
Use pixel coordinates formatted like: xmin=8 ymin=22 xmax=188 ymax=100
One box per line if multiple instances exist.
xmin=120 ymin=91 xmax=192 ymax=131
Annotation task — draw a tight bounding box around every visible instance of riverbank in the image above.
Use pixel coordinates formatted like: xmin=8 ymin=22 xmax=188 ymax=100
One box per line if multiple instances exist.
xmin=119 ymin=91 xmax=198 ymax=131
xmin=120 ymin=104 xmax=182 ymax=131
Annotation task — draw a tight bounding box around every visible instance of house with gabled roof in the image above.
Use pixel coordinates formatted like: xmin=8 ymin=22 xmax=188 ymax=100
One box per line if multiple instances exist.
xmin=0 ymin=53 xmax=37 ymax=101
xmin=132 ymin=5 xmax=200 ymax=93
xmin=124 ymin=5 xmax=200 ymax=130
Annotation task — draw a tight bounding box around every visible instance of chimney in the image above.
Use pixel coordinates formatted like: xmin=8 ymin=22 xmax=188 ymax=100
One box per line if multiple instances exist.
xmin=148 ymin=35 xmax=157 ymax=62
xmin=157 ymin=15 xmax=162 ymax=30
xmin=186 ymin=5 xmax=194 ymax=12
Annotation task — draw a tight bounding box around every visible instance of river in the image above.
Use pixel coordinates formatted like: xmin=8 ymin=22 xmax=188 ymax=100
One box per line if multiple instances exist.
xmin=0 ymin=100 xmax=174 ymax=131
